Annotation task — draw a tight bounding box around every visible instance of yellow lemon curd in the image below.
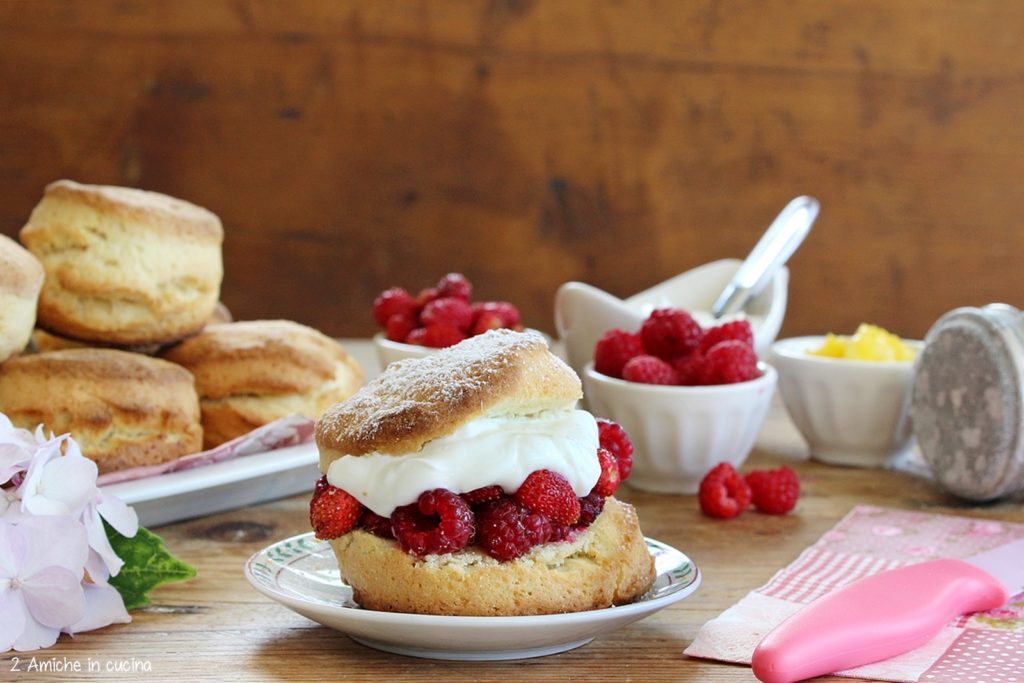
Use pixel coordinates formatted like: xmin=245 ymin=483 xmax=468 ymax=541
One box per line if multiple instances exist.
xmin=809 ymin=324 xmax=916 ymax=361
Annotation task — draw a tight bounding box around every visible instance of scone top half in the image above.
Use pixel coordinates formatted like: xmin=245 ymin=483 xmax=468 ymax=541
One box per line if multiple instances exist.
xmin=317 ymin=329 xmax=581 ymax=466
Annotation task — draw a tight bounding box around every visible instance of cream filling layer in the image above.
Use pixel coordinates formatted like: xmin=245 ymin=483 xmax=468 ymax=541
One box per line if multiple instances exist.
xmin=326 ymin=409 xmax=601 ymax=517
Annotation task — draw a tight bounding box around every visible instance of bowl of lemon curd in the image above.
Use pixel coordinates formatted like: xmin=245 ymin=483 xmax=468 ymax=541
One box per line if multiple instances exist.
xmin=771 ymin=325 xmax=922 ymax=468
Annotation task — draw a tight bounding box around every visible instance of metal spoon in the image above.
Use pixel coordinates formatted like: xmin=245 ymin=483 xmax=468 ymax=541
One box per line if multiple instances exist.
xmin=711 ymin=195 xmax=819 ymax=318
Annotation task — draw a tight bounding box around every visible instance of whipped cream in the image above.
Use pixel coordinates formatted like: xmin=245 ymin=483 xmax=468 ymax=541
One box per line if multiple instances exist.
xmin=326 ymin=409 xmax=601 ymax=517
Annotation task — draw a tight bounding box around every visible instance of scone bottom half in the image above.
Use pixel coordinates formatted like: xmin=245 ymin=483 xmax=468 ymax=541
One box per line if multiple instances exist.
xmin=309 ymin=329 xmax=655 ymax=616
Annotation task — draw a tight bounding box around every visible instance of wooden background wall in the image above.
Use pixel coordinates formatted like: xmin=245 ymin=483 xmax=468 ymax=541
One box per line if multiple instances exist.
xmin=2 ymin=1 xmax=1024 ymax=341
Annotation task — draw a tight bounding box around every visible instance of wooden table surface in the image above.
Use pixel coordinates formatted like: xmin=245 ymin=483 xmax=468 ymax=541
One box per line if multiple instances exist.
xmin=5 ymin=342 xmax=1022 ymax=682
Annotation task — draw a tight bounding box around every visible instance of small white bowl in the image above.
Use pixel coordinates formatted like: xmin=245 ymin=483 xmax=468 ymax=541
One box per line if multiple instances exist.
xmin=770 ymin=336 xmax=922 ymax=468
xmin=373 ymin=332 xmax=437 ymax=368
xmin=582 ymin=363 xmax=777 ymax=494
xmin=374 ymin=330 xmax=553 ymax=370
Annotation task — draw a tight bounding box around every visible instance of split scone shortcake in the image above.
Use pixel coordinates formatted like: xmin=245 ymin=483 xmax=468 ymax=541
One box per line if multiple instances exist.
xmin=312 ymin=328 xmax=655 ymax=616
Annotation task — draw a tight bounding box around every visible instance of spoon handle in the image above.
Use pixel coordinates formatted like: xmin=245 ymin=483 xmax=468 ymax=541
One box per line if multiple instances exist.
xmin=712 ymin=196 xmax=819 ymax=318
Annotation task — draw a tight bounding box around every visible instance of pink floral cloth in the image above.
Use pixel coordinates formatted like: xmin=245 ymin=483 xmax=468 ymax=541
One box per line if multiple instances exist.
xmin=685 ymin=505 xmax=1024 ymax=682
xmin=95 ymin=415 xmax=315 ymax=486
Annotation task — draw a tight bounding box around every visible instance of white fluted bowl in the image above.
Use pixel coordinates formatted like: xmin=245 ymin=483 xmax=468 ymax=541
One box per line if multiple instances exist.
xmin=582 ymin=363 xmax=777 ymax=494
xmin=770 ymin=336 xmax=921 ymax=468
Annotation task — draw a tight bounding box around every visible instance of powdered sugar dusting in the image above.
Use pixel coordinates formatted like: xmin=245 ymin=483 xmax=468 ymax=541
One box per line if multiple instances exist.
xmin=317 ymin=329 xmax=575 ymax=451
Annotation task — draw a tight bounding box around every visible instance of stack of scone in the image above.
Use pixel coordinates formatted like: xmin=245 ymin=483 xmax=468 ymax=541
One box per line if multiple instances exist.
xmin=0 ymin=180 xmax=362 ymax=475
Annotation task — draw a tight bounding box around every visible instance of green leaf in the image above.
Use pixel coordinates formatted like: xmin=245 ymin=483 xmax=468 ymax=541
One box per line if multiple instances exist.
xmin=104 ymin=522 xmax=197 ymax=610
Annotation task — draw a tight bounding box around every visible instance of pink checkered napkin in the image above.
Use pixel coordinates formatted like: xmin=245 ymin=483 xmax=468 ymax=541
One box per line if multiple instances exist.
xmin=685 ymin=505 xmax=1024 ymax=682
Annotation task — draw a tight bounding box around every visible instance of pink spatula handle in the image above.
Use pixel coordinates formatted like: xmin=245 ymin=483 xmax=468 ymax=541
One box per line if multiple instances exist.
xmin=751 ymin=558 xmax=1008 ymax=683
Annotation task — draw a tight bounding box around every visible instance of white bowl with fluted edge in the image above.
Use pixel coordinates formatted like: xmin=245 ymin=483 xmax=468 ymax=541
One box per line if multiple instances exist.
xmin=770 ymin=336 xmax=922 ymax=468
xmin=582 ymin=362 xmax=777 ymax=494
xmin=373 ymin=330 xmax=553 ymax=370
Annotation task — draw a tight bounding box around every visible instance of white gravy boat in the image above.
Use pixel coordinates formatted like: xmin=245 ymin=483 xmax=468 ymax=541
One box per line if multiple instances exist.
xmin=554 ymin=259 xmax=788 ymax=378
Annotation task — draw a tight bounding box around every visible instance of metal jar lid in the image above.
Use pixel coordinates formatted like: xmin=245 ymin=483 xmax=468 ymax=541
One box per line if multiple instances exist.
xmin=910 ymin=304 xmax=1024 ymax=501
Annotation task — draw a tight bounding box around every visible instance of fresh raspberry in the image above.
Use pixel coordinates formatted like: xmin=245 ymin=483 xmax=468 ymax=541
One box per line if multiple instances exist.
xmin=472 ymin=301 xmax=521 ymax=328
xmin=622 ymin=354 xmax=678 ymax=385
xmin=421 ymin=297 xmax=474 ymax=332
xmin=475 ymin=497 xmax=539 ymax=561
xmin=359 ymin=509 xmax=394 ymax=538
xmin=640 ymin=308 xmax=703 ymax=360
xmin=593 ymin=328 xmax=644 ymax=378
xmin=373 ymin=287 xmax=416 ymax=327
xmin=672 ymin=353 xmax=706 ymax=386
xmin=471 ymin=311 xmax=504 ymax=336
xmin=461 ymin=485 xmax=504 ymax=507
xmin=746 ymin=467 xmax=800 ymax=515
xmin=698 ymin=462 xmax=753 ymax=519
xmin=418 ymin=323 xmax=467 ymax=348
xmin=390 ymin=489 xmax=475 ymax=556
xmin=436 ymin=272 xmax=473 ymax=301
xmin=385 ymin=313 xmax=416 ymax=342
xmin=414 ymin=287 xmax=439 ymax=312
xmin=405 ymin=327 xmax=427 ymax=345
xmin=699 ymin=319 xmax=755 ymax=354
xmin=548 ymin=522 xmax=573 ymax=542
xmin=310 ymin=478 xmax=363 ymax=539
xmin=577 ymin=491 xmax=606 ymax=526
xmin=701 ymin=340 xmax=761 ymax=385
xmin=515 ymin=470 xmax=580 ymax=525
xmin=591 ymin=447 xmax=621 ymax=496
xmin=523 ymin=512 xmax=553 ymax=546
xmin=596 ymin=418 xmax=634 ymax=480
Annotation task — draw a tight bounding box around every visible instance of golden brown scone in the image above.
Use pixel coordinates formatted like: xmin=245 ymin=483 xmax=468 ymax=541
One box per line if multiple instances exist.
xmin=0 ymin=348 xmax=203 ymax=473
xmin=317 ymin=328 xmax=579 ymax=470
xmin=162 ymin=320 xmax=363 ymax=448
xmin=315 ymin=329 xmax=655 ymax=616
xmin=0 ymin=234 xmax=44 ymax=362
xmin=27 ymin=328 xmax=91 ymax=353
xmin=330 ymin=497 xmax=655 ymax=616
xmin=20 ymin=180 xmax=224 ymax=346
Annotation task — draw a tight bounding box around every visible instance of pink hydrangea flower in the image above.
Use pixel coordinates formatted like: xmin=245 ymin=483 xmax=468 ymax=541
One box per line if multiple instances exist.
xmin=0 ymin=416 xmax=138 ymax=652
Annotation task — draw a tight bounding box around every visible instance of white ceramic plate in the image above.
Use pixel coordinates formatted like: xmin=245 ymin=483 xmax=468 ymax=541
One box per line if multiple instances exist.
xmin=101 ymin=442 xmax=320 ymax=528
xmin=244 ymin=533 xmax=700 ymax=661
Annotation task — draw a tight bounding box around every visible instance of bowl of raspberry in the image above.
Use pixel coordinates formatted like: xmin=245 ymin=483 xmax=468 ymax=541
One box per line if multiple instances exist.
xmin=555 ymin=258 xmax=787 ymax=380
xmin=581 ymin=308 xmax=777 ymax=494
xmin=372 ymin=273 xmax=530 ymax=367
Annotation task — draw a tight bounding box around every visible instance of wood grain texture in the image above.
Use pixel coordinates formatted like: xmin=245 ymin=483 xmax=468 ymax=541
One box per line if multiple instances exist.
xmin=2 ymin=451 xmax=1020 ymax=682
xmin=3 ymin=1 xmax=1024 ymax=340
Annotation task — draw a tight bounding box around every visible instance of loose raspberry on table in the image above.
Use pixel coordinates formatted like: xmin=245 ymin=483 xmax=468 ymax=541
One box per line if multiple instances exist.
xmin=594 ymin=328 xmax=644 ymax=378
xmin=699 ymin=319 xmax=755 ymax=354
xmin=701 ymin=340 xmax=761 ymax=384
xmin=640 ymin=308 xmax=703 ymax=360
xmin=461 ymin=485 xmax=504 ymax=507
xmin=418 ymin=323 xmax=467 ymax=348
xmin=385 ymin=313 xmax=416 ymax=342
xmin=591 ymin=447 xmax=621 ymax=497
xmin=577 ymin=491 xmax=606 ymax=527
xmin=698 ymin=462 xmax=752 ymax=519
xmin=390 ymin=489 xmax=475 ymax=556
xmin=622 ymin=354 xmax=678 ymax=385
xmin=746 ymin=467 xmax=800 ymax=515
xmin=310 ymin=477 xmax=363 ymax=539
xmin=473 ymin=301 xmax=521 ymax=328
xmin=596 ymin=418 xmax=633 ymax=480
xmin=476 ymin=497 xmax=541 ymax=561
xmin=436 ymin=272 xmax=473 ymax=301
xmin=672 ymin=353 xmax=706 ymax=386
xmin=420 ymin=297 xmax=474 ymax=331
xmin=359 ymin=509 xmax=394 ymax=538
xmin=515 ymin=469 xmax=580 ymax=525
xmin=373 ymin=287 xmax=417 ymax=327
